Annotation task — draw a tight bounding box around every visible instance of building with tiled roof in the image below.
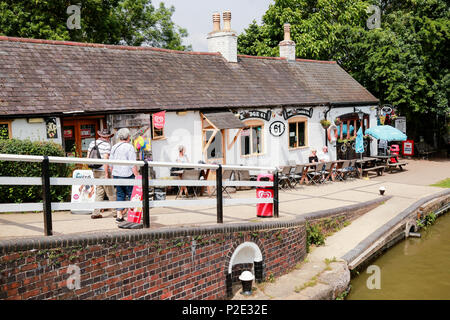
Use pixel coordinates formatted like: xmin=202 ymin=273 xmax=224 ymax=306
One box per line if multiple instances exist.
xmin=0 ymin=11 xmax=378 ymax=173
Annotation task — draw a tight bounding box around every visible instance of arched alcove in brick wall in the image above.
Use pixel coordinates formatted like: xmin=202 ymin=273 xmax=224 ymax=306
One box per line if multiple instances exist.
xmin=225 ymin=241 xmax=264 ymax=298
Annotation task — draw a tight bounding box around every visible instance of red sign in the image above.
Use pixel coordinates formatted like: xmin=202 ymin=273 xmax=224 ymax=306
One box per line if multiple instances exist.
xmin=402 ymin=140 xmax=414 ymax=156
xmin=127 ymin=176 xmax=143 ymax=224
xmin=64 ymin=129 xmax=73 ymax=138
xmin=152 ymin=111 xmax=166 ymax=130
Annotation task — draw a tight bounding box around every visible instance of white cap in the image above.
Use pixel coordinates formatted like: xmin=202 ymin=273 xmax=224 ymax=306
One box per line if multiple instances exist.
xmin=239 ymin=271 xmax=255 ymax=281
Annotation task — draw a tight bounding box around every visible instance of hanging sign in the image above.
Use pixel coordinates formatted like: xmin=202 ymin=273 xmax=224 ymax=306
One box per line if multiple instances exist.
xmin=45 ymin=118 xmax=58 ymax=139
xmin=238 ymin=110 xmax=271 ymax=121
xmin=283 ymin=107 xmax=314 ymax=120
xmin=152 ymin=111 xmax=166 ymax=129
xmin=269 ymin=121 xmax=285 ymax=137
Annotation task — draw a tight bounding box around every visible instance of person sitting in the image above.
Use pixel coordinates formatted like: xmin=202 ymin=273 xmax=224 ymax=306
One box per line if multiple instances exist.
xmin=308 ymin=149 xmax=319 ymax=163
xmin=176 ymin=145 xmax=190 ymax=197
xmin=319 ymin=146 xmax=331 ymax=162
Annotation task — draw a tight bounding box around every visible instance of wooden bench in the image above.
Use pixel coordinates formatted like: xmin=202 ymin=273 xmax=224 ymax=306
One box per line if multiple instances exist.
xmin=416 ymin=142 xmax=436 ymax=159
xmin=387 ymin=161 xmax=408 ymax=173
xmin=361 ymin=165 xmax=385 ymax=177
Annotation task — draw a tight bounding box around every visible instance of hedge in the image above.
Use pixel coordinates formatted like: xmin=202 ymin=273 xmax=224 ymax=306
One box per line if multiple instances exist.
xmin=0 ymin=139 xmax=73 ymax=204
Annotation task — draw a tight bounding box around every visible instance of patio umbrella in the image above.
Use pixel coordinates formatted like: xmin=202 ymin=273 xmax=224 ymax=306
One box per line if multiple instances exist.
xmin=365 ymin=125 xmax=407 ymax=142
xmin=355 ymin=127 xmax=365 ymax=154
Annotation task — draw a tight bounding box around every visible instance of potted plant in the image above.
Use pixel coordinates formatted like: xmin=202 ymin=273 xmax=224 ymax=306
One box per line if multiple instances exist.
xmin=334 ymin=118 xmax=341 ymax=126
xmin=320 ymin=119 xmax=331 ymax=129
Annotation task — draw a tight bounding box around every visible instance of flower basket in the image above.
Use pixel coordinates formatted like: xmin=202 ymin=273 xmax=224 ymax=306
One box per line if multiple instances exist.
xmin=320 ymin=119 xmax=331 ymax=129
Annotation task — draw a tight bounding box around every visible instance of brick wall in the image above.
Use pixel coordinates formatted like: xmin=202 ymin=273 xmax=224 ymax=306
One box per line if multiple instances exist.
xmin=0 ymin=220 xmax=306 ymax=300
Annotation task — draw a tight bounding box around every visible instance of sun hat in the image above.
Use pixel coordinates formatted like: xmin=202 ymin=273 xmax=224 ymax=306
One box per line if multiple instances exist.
xmin=97 ymin=128 xmax=114 ymax=138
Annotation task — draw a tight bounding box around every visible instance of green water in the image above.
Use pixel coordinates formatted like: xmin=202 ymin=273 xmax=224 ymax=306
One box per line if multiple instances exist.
xmin=347 ymin=212 xmax=450 ymax=300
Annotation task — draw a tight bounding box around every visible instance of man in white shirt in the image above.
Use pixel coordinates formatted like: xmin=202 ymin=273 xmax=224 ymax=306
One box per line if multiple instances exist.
xmin=87 ymin=129 xmax=115 ymax=219
xmin=110 ymin=128 xmax=139 ymax=222
xmin=320 ymin=146 xmax=331 ymax=162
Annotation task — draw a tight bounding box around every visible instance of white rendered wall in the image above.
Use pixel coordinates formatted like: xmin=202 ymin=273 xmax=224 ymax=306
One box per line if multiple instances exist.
xmin=150 ymin=111 xmax=202 ymax=177
xmin=10 ymin=118 xmax=63 ymax=145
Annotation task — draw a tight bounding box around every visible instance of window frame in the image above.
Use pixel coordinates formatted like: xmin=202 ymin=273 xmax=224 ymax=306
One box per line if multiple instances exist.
xmin=240 ymin=119 xmax=264 ymax=157
xmin=0 ymin=120 xmax=12 ymax=140
xmin=287 ymin=117 xmax=308 ymax=150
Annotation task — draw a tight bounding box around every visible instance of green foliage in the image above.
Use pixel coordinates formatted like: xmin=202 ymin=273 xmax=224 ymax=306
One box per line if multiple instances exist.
xmin=0 ymin=139 xmax=72 ymax=204
xmin=417 ymin=211 xmax=437 ymax=230
xmin=238 ymin=0 xmax=449 ymax=138
xmin=306 ymin=222 xmax=325 ymax=251
xmin=0 ymin=0 xmax=191 ymax=50
xmin=430 ymin=178 xmax=450 ymax=188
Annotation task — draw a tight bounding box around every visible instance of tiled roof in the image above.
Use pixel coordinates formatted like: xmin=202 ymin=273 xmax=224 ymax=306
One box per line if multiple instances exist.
xmin=0 ymin=36 xmax=378 ymax=117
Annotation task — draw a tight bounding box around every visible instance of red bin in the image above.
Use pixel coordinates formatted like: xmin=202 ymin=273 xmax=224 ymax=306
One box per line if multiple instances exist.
xmin=256 ymin=174 xmax=274 ymax=217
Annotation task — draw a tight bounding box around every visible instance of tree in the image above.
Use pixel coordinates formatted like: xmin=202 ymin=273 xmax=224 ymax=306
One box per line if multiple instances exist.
xmin=0 ymin=0 xmax=191 ymax=50
xmin=238 ymin=0 xmax=449 ymax=144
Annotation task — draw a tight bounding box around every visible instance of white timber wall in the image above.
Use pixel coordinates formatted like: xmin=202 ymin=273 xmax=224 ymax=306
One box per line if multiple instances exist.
xmin=10 ymin=118 xmax=63 ymax=145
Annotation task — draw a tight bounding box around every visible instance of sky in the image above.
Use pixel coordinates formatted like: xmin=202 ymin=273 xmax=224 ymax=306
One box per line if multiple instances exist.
xmin=152 ymin=0 xmax=274 ymax=52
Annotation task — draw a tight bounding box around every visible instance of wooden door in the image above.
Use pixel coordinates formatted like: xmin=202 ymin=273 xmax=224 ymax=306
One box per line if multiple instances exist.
xmin=62 ymin=119 xmax=100 ymax=157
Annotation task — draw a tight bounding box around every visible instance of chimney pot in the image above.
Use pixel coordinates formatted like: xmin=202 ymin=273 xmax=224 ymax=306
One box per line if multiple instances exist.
xmin=279 ymin=23 xmax=296 ymax=61
xmin=223 ymin=11 xmax=232 ymax=31
xmin=212 ymin=12 xmax=220 ymax=32
xmin=284 ymin=23 xmax=291 ymax=41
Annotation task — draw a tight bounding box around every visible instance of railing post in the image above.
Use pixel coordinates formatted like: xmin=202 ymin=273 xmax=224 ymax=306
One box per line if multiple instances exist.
xmin=273 ymin=170 xmax=279 ymax=218
xmin=216 ymin=164 xmax=223 ymax=223
xmin=41 ymin=156 xmax=53 ymax=236
xmin=142 ymin=160 xmax=150 ymax=228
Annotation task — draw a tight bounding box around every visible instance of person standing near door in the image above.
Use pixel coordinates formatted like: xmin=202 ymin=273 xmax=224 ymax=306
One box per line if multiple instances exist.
xmin=110 ymin=128 xmax=140 ymax=222
xmin=87 ymin=128 xmax=116 ymax=219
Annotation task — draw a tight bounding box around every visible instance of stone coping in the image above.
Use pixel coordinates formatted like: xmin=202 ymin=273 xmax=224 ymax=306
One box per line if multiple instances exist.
xmin=341 ymin=189 xmax=450 ymax=264
xmin=0 ymin=196 xmax=390 ymax=254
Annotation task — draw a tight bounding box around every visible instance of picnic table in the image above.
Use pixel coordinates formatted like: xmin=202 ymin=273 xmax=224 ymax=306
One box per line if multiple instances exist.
xmin=356 ymin=157 xmax=385 ymax=177
xmin=372 ymin=155 xmax=408 ymax=173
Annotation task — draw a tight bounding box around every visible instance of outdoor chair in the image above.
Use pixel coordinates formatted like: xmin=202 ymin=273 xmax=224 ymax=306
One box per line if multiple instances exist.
xmin=289 ymin=164 xmax=305 ymax=188
xmin=237 ymin=170 xmax=252 ymax=190
xmin=320 ymin=162 xmax=333 ymax=184
xmin=335 ymin=160 xmax=350 ymax=181
xmin=221 ymin=169 xmax=234 ymax=198
xmin=306 ymin=164 xmax=323 ymax=185
xmin=176 ymin=169 xmax=201 ymax=199
xmin=279 ymin=166 xmax=293 ymax=190
xmin=209 ymin=169 xmax=234 ymax=198
xmin=346 ymin=160 xmax=358 ymax=180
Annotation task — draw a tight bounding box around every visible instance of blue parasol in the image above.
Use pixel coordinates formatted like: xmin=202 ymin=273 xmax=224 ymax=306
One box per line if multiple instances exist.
xmin=365 ymin=125 xmax=407 ymax=142
xmin=355 ymin=127 xmax=364 ymax=154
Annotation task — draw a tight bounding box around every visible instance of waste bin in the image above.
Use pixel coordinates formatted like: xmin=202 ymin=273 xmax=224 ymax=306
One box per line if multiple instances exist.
xmin=390 ymin=144 xmax=400 ymax=163
xmin=256 ymin=173 xmax=273 ymax=217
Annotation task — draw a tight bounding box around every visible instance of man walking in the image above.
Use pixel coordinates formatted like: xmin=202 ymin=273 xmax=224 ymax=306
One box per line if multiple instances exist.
xmin=87 ymin=128 xmax=116 ymax=219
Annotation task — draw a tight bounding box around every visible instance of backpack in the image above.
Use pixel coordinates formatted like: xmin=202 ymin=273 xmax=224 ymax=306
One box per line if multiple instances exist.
xmin=88 ymin=140 xmax=104 ymax=169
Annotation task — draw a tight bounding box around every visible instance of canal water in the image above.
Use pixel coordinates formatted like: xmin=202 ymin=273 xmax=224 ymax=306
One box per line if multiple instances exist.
xmin=347 ymin=212 xmax=450 ymax=300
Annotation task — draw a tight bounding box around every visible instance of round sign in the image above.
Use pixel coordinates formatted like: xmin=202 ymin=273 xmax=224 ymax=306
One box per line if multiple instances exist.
xmin=269 ymin=121 xmax=285 ymax=137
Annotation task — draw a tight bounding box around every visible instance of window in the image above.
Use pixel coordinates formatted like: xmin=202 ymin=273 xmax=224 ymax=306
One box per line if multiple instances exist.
xmin=241 ymin=120 xmax=263 ymax=156
xmin=0 ymin=121 xmax=12 ymax=140
xmin=288 ymin=118 xmax=307 ymax=148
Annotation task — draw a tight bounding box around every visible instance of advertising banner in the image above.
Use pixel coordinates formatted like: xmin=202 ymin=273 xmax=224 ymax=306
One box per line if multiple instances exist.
xmin=127 ymin=176 xmax=143 ymax=224
xmin=152 ymin=111 xmax=166 ymax=130
xmin=71 ymin=170 xmax=96 ymax=214
xmin=402 ymin=140 xmax=414 ymax=156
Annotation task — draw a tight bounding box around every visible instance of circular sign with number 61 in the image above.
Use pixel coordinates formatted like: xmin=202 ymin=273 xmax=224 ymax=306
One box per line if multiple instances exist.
xmin=269 ymin=121 xmax=286 ymax=137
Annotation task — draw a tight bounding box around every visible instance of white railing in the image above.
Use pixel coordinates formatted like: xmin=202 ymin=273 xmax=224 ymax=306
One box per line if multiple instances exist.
xmin=0 ymin=153 xmax=279 ymax=235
